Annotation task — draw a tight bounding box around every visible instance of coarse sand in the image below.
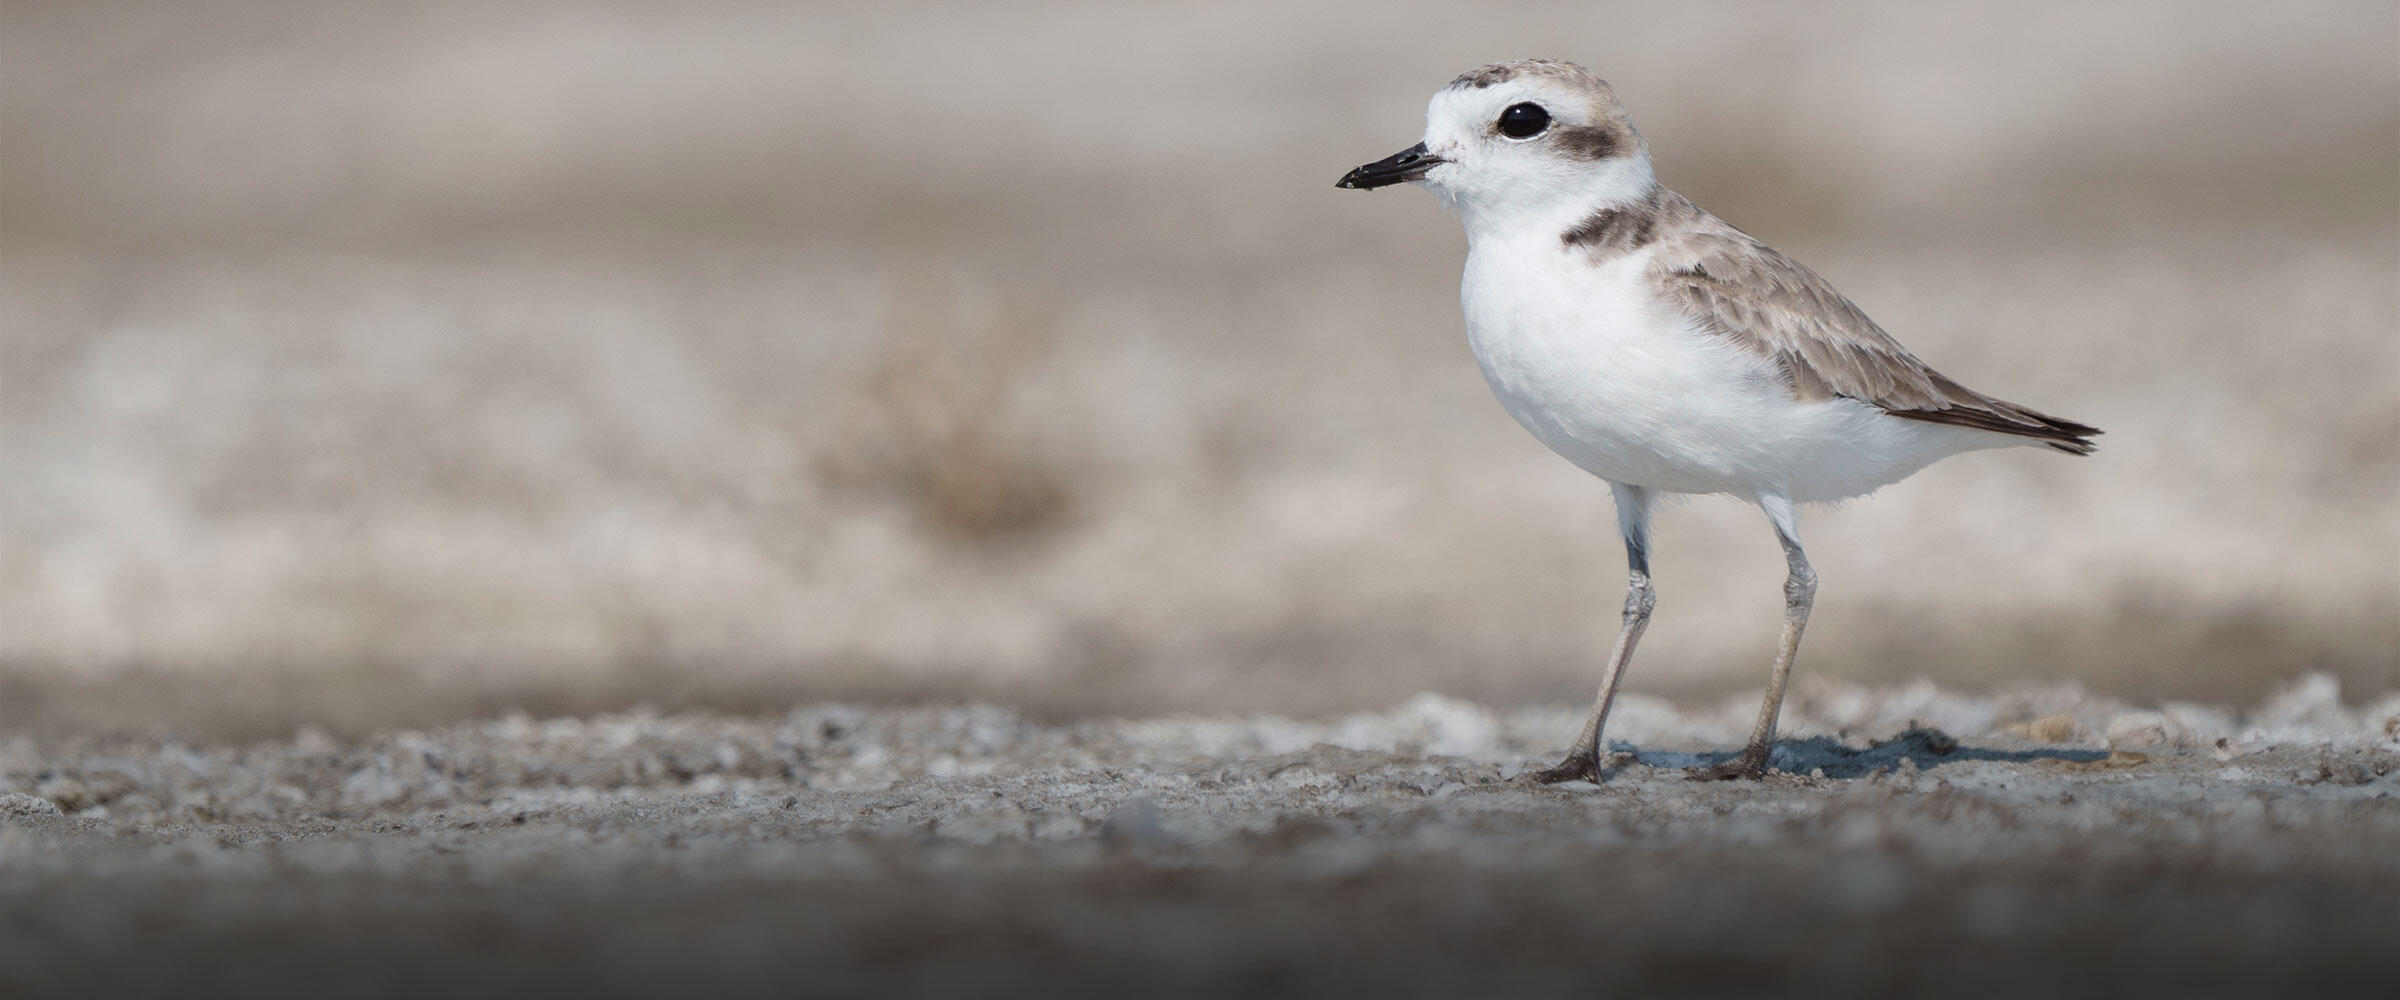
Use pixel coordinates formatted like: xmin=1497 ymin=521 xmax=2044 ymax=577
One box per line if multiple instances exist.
xmin=4 ymin=676 xmax=2397 ymax=997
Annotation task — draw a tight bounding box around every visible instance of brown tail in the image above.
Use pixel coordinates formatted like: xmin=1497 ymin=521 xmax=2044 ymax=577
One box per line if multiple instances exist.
xmin=1890 ymin=400 xmax=2101 ymax=455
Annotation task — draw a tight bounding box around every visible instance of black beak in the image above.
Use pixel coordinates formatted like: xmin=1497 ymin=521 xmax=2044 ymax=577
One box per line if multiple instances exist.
xmin=1336 ymin=142 xmax=1442 ymax=190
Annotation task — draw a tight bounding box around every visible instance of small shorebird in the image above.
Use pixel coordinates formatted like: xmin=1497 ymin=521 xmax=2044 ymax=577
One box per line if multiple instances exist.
xmin=1337 ymin=59 xmax=2097 ymax=782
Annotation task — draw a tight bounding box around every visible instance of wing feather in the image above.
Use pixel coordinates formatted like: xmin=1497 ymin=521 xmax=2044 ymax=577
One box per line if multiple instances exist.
xmin=1645 ymin=198 xmax=2099 ymax=454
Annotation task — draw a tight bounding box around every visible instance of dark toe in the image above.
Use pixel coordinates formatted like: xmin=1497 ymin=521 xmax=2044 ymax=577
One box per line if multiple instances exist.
xmin=1524 ymin=753 xmax=1601 ymax=784
xmin=1686 ymin=753 xmax=1770 ymax=782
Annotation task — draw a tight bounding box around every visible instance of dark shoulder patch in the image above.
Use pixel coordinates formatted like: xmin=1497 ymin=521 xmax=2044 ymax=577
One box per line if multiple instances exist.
xmin=1561 ymin=187 xmax=1666 ymax=252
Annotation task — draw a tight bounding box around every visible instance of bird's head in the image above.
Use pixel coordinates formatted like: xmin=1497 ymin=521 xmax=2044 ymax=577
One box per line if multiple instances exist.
xmin=1338 ymin=60 xmax=1656 ymax=240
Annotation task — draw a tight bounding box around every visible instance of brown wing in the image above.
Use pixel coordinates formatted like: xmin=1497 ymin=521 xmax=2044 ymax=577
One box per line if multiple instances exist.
xmin=1649 ymin=202 xmax=2099 ymax=455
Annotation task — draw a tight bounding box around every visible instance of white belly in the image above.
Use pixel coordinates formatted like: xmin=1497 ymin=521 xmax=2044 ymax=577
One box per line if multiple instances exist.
xmin=1460 ymin=239 xmax=1986 ymax=502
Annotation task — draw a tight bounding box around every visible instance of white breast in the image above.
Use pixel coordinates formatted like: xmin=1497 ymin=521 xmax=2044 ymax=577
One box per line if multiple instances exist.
xmin=1459 ymin=235 xmax=1987 ymax=502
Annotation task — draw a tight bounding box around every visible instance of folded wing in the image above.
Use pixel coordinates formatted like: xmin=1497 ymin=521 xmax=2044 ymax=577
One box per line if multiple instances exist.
xmin=1648 ymin=199 xmax=2100 ymax=455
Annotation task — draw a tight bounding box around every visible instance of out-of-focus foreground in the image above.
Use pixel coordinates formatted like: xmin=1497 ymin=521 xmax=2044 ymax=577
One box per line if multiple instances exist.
xmin=4 ymin=681 xmax=2397 ymax=997
xmin=4 ymin=1 xmax=2396 ymax=737
xmin=0 ymin=681 xmax=2390 ymax=992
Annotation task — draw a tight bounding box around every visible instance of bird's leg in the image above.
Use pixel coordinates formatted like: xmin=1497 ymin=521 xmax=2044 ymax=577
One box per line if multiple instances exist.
xmin=1692 ymin=496 xmax=1816 ymax=782
xmin=1530 ymin=484 xmax=1654 ymax=784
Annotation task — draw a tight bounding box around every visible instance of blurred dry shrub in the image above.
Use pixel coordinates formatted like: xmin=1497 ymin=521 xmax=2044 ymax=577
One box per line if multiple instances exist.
xmin=823 ymin=273 xmax=1070 ymax=543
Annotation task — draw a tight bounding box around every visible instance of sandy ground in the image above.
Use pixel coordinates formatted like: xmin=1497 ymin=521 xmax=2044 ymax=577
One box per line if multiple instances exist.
xmin=4 ymin=677 xmax=2395 ymax=998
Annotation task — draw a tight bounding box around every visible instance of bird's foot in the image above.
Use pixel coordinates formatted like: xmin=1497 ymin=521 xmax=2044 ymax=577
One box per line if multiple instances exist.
xmin=1687 ymin=747 xmax=1771 ymax=782
xmin=1522 ymin=750 xmax=1602 ymax=785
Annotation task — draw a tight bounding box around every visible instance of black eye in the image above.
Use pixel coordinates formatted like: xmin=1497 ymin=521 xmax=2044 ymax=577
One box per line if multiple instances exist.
xmin=1497 ymin=102 xmax=1549 ymax=139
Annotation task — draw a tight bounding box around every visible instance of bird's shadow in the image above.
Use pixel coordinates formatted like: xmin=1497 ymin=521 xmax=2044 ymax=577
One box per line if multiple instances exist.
xmin=1615 ymin=726 xmax=2106 ymax=779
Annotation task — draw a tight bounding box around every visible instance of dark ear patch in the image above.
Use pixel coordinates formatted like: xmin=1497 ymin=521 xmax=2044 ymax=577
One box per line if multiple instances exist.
xmin=1552 ymin=123 xmax=1623 ymax=160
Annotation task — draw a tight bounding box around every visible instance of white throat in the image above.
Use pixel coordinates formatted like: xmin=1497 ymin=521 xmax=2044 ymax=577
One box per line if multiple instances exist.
xmin=1433 ymin=154 xmax=1659 ymax=246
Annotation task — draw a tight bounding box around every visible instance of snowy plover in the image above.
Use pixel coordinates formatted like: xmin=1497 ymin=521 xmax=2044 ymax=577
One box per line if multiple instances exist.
xmin=1338 ymin=59 xmax=2097 ymax=782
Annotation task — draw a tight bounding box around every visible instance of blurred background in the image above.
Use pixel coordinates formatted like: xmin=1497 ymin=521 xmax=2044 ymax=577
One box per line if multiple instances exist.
xmin=3 ymin=0 xmax=2393 ymax=739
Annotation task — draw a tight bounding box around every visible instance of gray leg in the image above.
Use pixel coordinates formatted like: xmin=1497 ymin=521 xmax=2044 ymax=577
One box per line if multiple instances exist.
xmin=1693 ymin=494 xmax=1816 ymax=781
xmin=1531 ymin=483 xmax=1656 ymax=784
